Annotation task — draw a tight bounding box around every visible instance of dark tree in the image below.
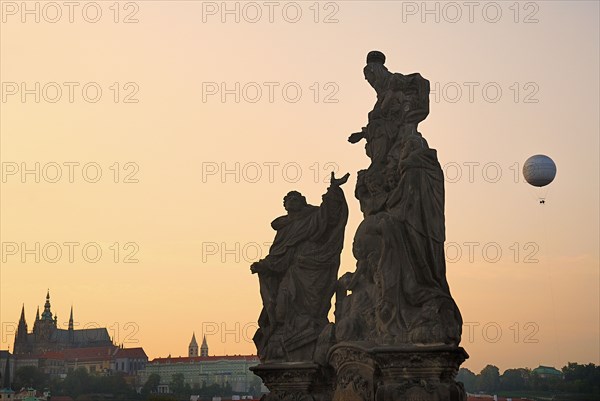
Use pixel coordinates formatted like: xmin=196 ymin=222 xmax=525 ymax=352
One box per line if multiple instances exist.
xmin=169 ymin=373 xmax=185 ymax=395
xmin=562 ymin=362 xmax=600 ymax=394
xmin=477 ymin=365 xmax=500 ymax=393
xmin=141 ymin=373 xmax=161 ymax=397
xmin=456 ymin=368 xmax=477 ymax=392
xmin=500 ymin=368 xmax=530 ymax=391
xmin=13 ymin=366 xmax=48 ymax=391
xmin=62 ymin=368 xmax=92 ymax=397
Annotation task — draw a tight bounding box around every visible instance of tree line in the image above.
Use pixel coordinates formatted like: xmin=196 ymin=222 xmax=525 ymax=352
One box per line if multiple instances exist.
xmin=9 ymin=363 xmax=599 ymax=400
xmin=457 ymin=362 xmax=600 ymax=398
xmin=8 ymin=366 xmax=263 ymax=400
xmin=11 ymin=366 xmax=135 ymax=399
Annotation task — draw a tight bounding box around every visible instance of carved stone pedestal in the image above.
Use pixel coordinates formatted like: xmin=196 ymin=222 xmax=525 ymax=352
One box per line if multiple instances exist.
xmin=250 ymin=362 xmax=334 ymax=401
xmin=328 ymin=342 xmax=468 ymax=401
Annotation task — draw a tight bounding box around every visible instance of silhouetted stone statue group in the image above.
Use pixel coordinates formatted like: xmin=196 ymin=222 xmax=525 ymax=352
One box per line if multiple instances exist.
xmin=250 ymin=51 xmax=468 ymax=401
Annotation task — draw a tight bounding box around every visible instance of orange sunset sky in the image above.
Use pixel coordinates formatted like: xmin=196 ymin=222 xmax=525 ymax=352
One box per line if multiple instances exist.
xmin=1 ymin=1 xmax=598 ymax=373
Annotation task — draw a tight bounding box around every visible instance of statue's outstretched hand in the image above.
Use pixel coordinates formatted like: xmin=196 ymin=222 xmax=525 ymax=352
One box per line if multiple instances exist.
xmin=348 ymin=131 xmax=364 ymax=144
xmin=330 ymin=171 xmax=350 ymax=187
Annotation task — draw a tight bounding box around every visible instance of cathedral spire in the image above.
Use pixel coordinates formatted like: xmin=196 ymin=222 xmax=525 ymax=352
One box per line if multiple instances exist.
xmin=189 ymin=332 xmax=198 ymax=357
xmin=19 ymin=305 xmax=25 ymax=323
xmin=15 ymin=305 xmax=28 ymax=350
xmin=200 ymin=335 xmax=208 ymax=357
xmin=35 ymin=306 xmax=40 ymax=321
xmin=41 ymin=290 xmax=53 ymax=321
xmin=17 ymin=305 xmax=27 ymax=333
xmin=68 ymin=306 xmax=74 ymax=331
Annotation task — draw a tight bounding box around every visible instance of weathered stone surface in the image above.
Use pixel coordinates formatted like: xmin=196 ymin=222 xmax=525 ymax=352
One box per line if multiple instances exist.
xmin=250 ymin=362 xmax=334 ymax=401
xmin=336 ymin=51 xmax=463 ymax=348
xmin=251 ymin=173 xmax=350 ymax=364
xmin=328 ymin=343 xmax=468 ymax=401
xmin=251 ymin=51 xmax=468 ymax=401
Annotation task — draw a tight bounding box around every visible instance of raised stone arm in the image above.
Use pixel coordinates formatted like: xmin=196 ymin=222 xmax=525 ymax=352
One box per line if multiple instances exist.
xmin=348 ymin=127 xmax=367 ymax=144
xmin=251 ymin=178 xmax=349 ymax=365
xmin=251 ymin=50 xmax=466 ymax=401
xmin=330 ymin=171 xmax=350 ymax=187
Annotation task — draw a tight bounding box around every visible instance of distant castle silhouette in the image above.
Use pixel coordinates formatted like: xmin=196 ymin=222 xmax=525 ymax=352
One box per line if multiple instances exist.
xmin=14 ymin=290 xmax=112 ymax=355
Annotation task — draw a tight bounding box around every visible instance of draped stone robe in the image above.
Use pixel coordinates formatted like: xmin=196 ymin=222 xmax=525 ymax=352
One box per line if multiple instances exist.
xmin=254 ymin=186 xmax=348 ymax=363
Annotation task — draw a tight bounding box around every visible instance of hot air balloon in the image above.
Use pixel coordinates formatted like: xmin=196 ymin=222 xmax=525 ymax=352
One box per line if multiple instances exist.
xmin=523 ymin=154 xmax=556 ymax=204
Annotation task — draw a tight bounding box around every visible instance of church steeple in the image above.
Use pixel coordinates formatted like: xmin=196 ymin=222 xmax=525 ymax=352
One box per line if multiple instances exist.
xmin=200 ymin=335 xmax=208 ymax=357
xmin=68 ymin=306 xmax=74 ymax=343
xmin=188 ymin=332 xmax=198 ymax=357
xmin=68 ymin=306 xmax=74 ymax=331
xmin=41 ymin=290 xmax=53 ymax=322
xmin=34 ymin=290 xmax=58 ymax=342
xmin=33 ymin=306 xmax=40 ymax=333
xmin=18 ymin=305 xmax=26 ymax=325
xmin=16 ymin=305 xmax=27 ymax=337
xmin=15 ymin=305 xmax=28 ymax=351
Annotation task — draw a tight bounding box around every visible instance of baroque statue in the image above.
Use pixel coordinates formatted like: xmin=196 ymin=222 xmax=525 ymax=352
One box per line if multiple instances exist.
xmin=250 ymin=51 xmax=468 ymax=401
xmin=336 ymin=50 xmax=463 ymax=347
xmin=251 ymin=172 xmax=350 ymax=364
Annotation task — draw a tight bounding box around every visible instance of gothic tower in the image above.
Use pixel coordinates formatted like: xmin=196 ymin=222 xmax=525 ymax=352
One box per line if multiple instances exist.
xmin=32 ymin=306 xmax=40 ymax=335
xmin=188 ymin=333 xmax=198 ymax=357
xmin=200 ymin=335 xmax=208 ymax=357
xmin=68 ymin=306 xmax=74 ymax=343
xmin=36 ymin=290 xmax=57 ymax=345
xmin=13 ymin=305 xmax=28 ymax=354
xmin=41 ymin=290 xmax=53 ymax=322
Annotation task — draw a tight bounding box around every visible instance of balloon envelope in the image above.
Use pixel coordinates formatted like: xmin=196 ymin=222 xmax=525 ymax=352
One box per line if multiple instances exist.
xmin=523 ymin=155 xmax=557 ymax=187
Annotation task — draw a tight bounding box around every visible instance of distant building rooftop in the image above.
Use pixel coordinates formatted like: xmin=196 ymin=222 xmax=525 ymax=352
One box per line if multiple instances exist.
xmin=532 ymin=365 xmax=563 ymax=377
xmin=149 ymin=355 xmax=259 ymax=364
xmin=114 ymin=347 xmax=147 ymax=359
xmin=37 ymin=346 xmax=117 ymax=361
